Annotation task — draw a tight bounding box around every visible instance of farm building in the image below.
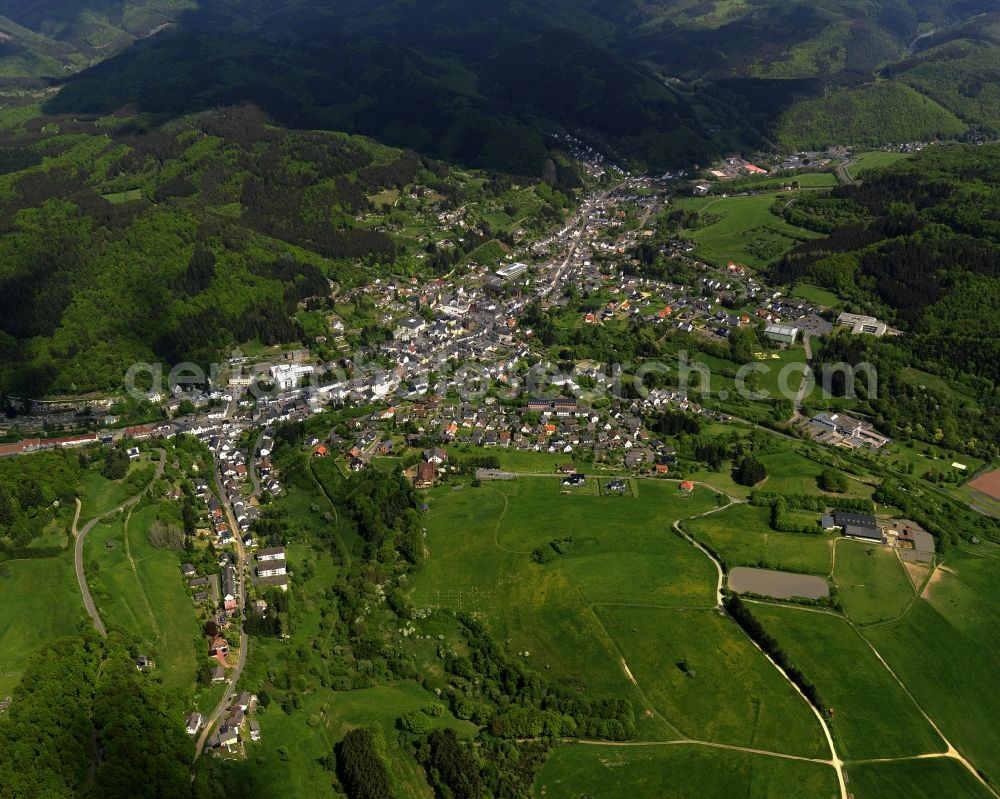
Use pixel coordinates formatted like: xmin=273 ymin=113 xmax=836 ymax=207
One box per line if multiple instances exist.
xmin=832 ymin=511 xmax=883 ymax=543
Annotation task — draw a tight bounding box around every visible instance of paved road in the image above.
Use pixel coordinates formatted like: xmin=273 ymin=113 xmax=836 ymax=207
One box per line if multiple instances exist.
xmin=193 ymin=447 xmax=251 ymax=759
xmin=835 ymin=159 xmax=858 ymax=186
xmin=73 ymin=449 xmax=166 ymax=637
xmin=544 ymin=182 xmax=625 ymax=296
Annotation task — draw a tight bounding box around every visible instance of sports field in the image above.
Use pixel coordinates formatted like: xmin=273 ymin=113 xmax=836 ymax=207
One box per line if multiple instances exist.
xmin=967 ymin=467 xmax=1000 ymax=502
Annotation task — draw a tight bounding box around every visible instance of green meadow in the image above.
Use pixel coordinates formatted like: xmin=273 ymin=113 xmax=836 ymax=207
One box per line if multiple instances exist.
xmin=408 ymin=479 xmax=723 ymax=737
xmin=672 ymin=192 xmax=822 ymax=269
xmin=862 ymin=554 xmax=1000 ymax=787
xmin=752 ymin=604 xmax=944 ymax=760
xmin=684 ymin=503 xmax=833 ymax=575
xmin=847 ymin=758 xmax=994 ymax=799
xmin=833 ymin=540 xmax=914 ymax=625
xmin=0 ymin=555 xmax=86 ymax=695
xmin=534 ymin=742 xmax=840 ymax=799
xmin=595 ymin=605 xmax=828 ymax=757
xmin=83 ymin=502 xmax=200 ymax=690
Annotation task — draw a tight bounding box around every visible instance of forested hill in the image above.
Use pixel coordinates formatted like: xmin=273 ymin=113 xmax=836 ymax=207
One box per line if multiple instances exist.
xmin=771 ymin=143 xmax=1000 ymax=458
xmin=37 ymin=0 xmax=718 ymax=175
xmin=0 ymin=105 xmax=573 ymax=398
xmin=5 ymin=0 xmax=1000 ymax=174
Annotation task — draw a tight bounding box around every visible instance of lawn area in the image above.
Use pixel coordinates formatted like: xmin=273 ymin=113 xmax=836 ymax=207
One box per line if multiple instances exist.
xmin=862 ymin=556 xmax=1000 ymax=787
xmin=833 ymin=540 xmax=914 ymax=625
xmin=84 ymin=502 xmax=200 ymax=690
xmin=847 ymin=758 xmax=994 ymax=799
xmin=444 ymin=444 xmax=628 ymax=475
xmin=672 ymin=191 xmax=822 ymax=269
xmin=124 ymin=502 xmax=201 ymax=690
xmin=595 ymin=606 xmax=828 ymax=758
xmin=78 ymin=464 xmax=140 ymax=519
xmin=751 ymin=346 xmax=807 ymax=402
xmin=759 ymin=449 xmax=873 ymax=500
xmin=408 ymin=479 xmax=722 ymax=739
xmin=0 ymin=555 xmax=85 ymax=695
xmin=751 ymin=604 xmax=944 ymax=760
xmin=684 ymin=503 xmax=833 ymax=575
xmin=880 ymin=437 xmax=984 ymax=484
xmin=100 ymin=187 xmax=144 ymax=203
xmin=791 ymin=283 xmax=842 ymax=307
xmin=848 ymin=150 xmax=912 ymax=176
xmin=203 ymin=678 xmax=474 ymax=797
xmin=534 ymin=743 xmax=840 ymax=799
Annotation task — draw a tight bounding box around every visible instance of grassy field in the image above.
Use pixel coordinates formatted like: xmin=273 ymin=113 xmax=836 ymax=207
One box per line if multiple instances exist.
xmin=684 ymin=503 xmax=833 ymax=575
xmin=78 ymin=464 xmax=140 ymax=519
xmin=751 ymin=604 xmax=944 ymax=760
xmin=849 ymin=150 xmax=913 ymax=175
xmin=847 ymin=758 xmax=994 ymax=799
xmin=790 ymin=283 xmax=842 ymax=307
xmin=535 ymin=742 xmax=840 ymax=799
xmin=862 ymin=554 xmax=1000 ymax=787
xmin=759 ymin=450 xmax=873 ymax=500
xmin=408 ymin=479 xmax=723 ymax=739
xmin=100 ymin=188 xmax=144 ymax=204
xmin=200 ymin=682 xmax=473 ymax=797
xmin=596 ymin=606 xmax=828 ymax=757
xmin=751 ymin=346 xmax=808 ymax=401
xmin=672 ymin=192 xmax=822 ymax=269
xmin=83 ymin=502 xmax=200 ymax=690
xmin=833 ymin=540 xmax=914 ymax=625
xmin=443 ymin=444 xmax=629 ymax=475
xmin=0 ymin=555 xmax=86 ymax=695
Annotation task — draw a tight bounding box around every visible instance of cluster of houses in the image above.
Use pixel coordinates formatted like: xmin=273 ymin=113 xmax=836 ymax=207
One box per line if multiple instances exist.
xmin=321 ymin=394 xmax=696 ymax=479
xmin=194 ymin=691 xmax=261 ymax=751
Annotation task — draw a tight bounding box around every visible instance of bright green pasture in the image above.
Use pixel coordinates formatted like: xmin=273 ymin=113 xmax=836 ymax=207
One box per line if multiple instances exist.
xmin=596 ymin=605 xmax=828 ymax=758
xmin=862 ymin=558 xmax=1000 ymax=786
xmin=849 ymin=150 xmax=912 ymax=175
xmin=760 ymin=450 xmax=873 ymax=499
xmin=833 ymin=540 xmax=914 ymax=624
xmin=408 ymin=479 xmax=721 ymax=737
xmin=0 ymin=555 xmax=85 ymax=695
xmin=847 ymin=758 xmax=994 ymax=799
xmin=84 ymin=502 xmax=200 ymax=690
xmin=791 ymin=284 xmax=842 ymax=307
xmin=672 ymin=192 xmax=821 ymax=269
xmin=534 ymin=742 xmax=840 ymax=799
xmin=752 ymin=604 xmax=944 ymax=760
xmin=684 ymin=503 xmax=833 ymax=575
